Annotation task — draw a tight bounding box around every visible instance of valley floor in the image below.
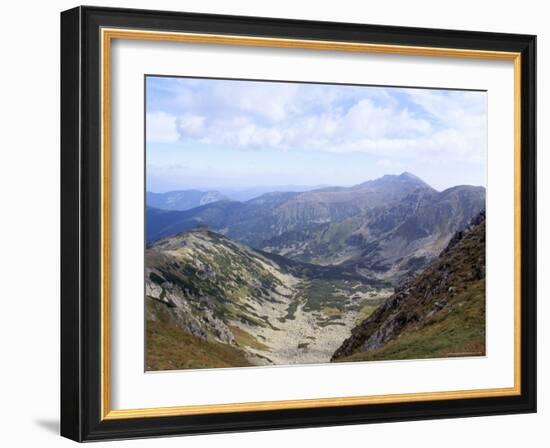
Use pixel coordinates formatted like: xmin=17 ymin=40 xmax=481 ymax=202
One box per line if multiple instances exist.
xmin=243 ymin=286 xmax=393 ymax=366
xmin=146 ymin=283 xmax=394 ymax=371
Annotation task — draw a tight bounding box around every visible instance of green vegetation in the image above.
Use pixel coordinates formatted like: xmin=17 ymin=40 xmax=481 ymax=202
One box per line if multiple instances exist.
xmin=309 ymin=219 xmax=359 ymax=261
xmin=336 ymin=279 xmax=486 ymax=362
xmin=146 ymin=320 xmax=252 ymax=371
xmin=278 ymin=299 xmax=300 ymax=323
xmin=239 ymin=314 xmax=268 ymax=329
xmin=321 ymin=306 xmax=341 ymax=318
xmin=301 ymin=279 xmax=365 ymax=313
xmin=355 ymin=298 xmax=386 ymax=323
xmin=319 ymin=321 xmax=346 ymax=328
xmin=149 ymin=271 xmax=165 ymax=285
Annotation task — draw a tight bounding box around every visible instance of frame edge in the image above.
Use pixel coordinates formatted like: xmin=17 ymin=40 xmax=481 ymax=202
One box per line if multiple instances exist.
xmin=62 ymin=5 xmax=537 ymax=441
xmin=60 ymin=5 xmax=84 ymax=442
xmin=519 ymin=33 xmax=537 ymax=414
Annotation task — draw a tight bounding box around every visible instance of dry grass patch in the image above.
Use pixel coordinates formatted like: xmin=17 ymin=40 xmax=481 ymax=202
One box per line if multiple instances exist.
xmin=229 ymin=325 xmax=270 ymax=351
xmin=146 ymin=320 xmax=252 ymax=371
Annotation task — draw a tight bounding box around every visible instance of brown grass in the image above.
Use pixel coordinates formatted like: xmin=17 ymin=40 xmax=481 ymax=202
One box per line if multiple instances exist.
xmin=146 ymin=320 xmax=252 ymax=371
xmin=229 ymin=325 xmax=270 ymax=351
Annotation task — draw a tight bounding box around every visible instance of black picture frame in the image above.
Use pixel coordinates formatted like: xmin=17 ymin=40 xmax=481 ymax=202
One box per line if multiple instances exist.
xmin=61 ymin=5 xmax=536 ymax=442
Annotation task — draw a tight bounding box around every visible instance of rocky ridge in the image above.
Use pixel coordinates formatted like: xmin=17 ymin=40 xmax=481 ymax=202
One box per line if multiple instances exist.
xmin=332 ymin=211 xmax=486 ymax=361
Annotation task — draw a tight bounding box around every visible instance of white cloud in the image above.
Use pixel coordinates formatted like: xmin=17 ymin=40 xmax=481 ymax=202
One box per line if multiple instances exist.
xmin=146 ymin=111 xmax=179 ymax=143
xmin=178 ymin=113 xmax=206 ymax=138
xmin=340 ymin=99 xmax=432 ymax=139
xmin=146 ymin=79 xmax=486 ymax=164
xmin=213 ymin=82 xmax=299 ymax=122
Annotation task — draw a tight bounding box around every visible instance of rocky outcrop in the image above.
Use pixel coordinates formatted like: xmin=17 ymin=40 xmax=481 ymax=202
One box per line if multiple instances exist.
xmin=146 ymin=280 xmax=233 ymax=343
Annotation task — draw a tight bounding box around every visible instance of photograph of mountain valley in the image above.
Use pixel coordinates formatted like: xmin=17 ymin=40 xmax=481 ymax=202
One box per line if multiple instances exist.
xmin=145 ymin=76 xmax=487 ymax=371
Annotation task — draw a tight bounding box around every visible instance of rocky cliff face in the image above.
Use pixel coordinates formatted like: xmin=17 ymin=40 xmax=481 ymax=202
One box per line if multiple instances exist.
xmin=331 ymin=211 xmax=486 ymax=362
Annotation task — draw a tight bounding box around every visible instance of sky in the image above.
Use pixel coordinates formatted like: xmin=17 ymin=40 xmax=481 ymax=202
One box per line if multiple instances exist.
xmin=146 ymin=76 xmax=487 ymax=193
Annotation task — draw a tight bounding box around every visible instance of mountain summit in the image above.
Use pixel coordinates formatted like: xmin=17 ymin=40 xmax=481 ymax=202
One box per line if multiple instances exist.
xmin=358 ymin=171 xmax=432 ymax=191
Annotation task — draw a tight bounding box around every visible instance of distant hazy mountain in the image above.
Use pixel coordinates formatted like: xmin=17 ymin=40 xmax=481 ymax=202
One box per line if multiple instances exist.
xmin=218 ymin=184 xmax=329 ymax=202
xmin=146 ymin=172 xmax=485 ymax=283
xmin=146 ymin=189 xmax=226 ymax=211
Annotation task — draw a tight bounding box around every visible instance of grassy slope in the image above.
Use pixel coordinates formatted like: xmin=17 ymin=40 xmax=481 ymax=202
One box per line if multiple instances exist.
xmin=146 ymin=320 xmax=252 ymax=371
xmin=355 ymin=298 xmax=387 ymax=323
xmin=335 ymin=278 xmax=485 ymax=362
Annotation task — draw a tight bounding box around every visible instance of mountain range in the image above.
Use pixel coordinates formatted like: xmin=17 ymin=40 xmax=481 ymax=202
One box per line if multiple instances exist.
xmin=146 ymin=172 xmax=485 ymax=283
xmin=147 ymin=184 xmax=330 ymax=210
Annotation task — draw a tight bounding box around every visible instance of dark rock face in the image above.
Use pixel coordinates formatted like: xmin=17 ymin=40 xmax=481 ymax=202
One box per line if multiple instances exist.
xmin=331 ymin=211 xmax=486 ymax=361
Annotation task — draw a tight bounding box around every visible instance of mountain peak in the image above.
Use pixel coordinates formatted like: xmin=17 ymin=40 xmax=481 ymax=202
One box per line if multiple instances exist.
xmin=358 ymin=172 xmax=432 ymax=191
xmin=399 ymin=171 xmax=420 ymax=180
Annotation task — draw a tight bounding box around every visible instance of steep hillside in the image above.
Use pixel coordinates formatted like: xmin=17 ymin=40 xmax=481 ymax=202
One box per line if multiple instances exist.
xmin=146 ymin=229 xmax=389 ymax=370
xmin=332 ymin=211 xmax=486 ymax=362
xmin=146 ymin=189 xmax=226 ymax=211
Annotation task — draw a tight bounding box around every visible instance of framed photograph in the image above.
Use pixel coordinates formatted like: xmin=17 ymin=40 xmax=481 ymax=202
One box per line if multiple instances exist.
xmin=60 ymin=6 xmax=536 ymax=441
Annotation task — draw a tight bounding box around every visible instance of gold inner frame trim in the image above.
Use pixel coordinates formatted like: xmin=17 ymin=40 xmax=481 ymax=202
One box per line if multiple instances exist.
xmin=100 ymin=27 xmax=522 ymax=421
